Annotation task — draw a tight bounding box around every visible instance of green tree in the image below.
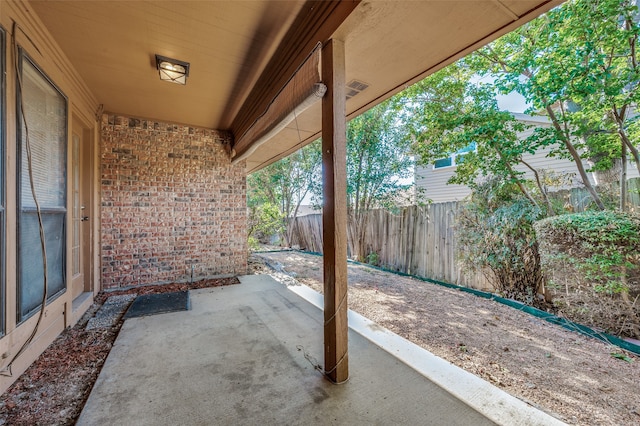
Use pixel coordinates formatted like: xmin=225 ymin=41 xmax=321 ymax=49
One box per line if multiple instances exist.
xmin=551 ymin=0 xmax=640 ymax=210
xmin=345 ymin=100 xmax=414 ymax=261
xmin=247 ymin=202 xmax=284 ymax=250
xmin=401 ymin=63 xmax=556 ymax=215
xmin=468 ymin=0 xmax=640 ymax=211
xmin=247 ymin=140 xmax=321 ymax=246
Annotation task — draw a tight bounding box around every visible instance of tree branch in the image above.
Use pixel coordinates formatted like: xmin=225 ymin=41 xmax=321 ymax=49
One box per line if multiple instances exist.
xmin=521 ymin=158 xmax=555 ymax=216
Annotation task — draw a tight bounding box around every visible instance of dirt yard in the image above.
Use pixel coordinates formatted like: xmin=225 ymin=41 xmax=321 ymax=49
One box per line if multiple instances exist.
xmin=252 ymin=251 xmax=640 ymax=426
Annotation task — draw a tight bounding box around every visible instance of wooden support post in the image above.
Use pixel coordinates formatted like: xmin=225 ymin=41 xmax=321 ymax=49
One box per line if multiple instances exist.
xmin=321 ymin=38 xmax=349 ymax=384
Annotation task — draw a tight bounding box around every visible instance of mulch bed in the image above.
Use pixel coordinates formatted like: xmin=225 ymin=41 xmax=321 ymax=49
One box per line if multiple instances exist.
xmin=0 ymin=277 xmax=238 ymax=426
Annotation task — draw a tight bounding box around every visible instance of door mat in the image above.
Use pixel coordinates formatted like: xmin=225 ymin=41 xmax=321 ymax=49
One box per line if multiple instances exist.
xmin=123 ymin=291 xmax=190 ymax=319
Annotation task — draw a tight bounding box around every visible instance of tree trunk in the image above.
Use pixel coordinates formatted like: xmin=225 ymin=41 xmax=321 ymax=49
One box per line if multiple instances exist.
xmin=351 ymin=211 xmax=369 ymax=262
xmin=347 ymin=210 xmax=357 ymax=259
xmin=621 ymin=141 xmax=628 ymax=212
xmin=612 ymin=106 xmax=640 ymax=180
xmin=521 ymin=159 xmax=555 ymax=216
xmin=618 ymin=126 xmax=640 ymax=178
xmin=493 ymin=146 xmax=539 ymax=209
xmin=287 ymin=202 xmax=302 ymax=248
xmin=545 ymin=105 xmax=606 ymax=210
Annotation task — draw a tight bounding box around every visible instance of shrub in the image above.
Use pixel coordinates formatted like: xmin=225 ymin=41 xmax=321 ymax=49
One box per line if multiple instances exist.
xmin=247 ymin=202 xmax=285 ymax=250
xmin=535 ymin=211 xmax=640 ymax=338
xmin=366 ymin=251 xmax=380 ymax=266
xmin=457 ymin=179 xmax=545 ymax=305
xmin=536 ymin=211 xmax=640 ymax=294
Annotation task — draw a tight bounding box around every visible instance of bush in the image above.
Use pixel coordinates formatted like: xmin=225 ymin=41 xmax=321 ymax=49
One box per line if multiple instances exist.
xmin=535 ymin=211 xmax=640 ymax=338
xmin=247 ymin=203 xmax=285 ymax=250
xmin=457 ymin=179 xmax=545 ymax=305
xmin=366 ymin=251 xmax=380 ymax=266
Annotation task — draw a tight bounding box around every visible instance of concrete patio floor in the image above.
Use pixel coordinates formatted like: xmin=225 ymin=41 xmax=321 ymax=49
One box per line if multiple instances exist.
xmin=78 ymin=275 xmax=565 ymax=425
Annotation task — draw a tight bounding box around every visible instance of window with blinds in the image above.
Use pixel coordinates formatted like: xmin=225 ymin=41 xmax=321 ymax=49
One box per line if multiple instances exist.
xmin=17 ymin=53 xmax=67 ymax=322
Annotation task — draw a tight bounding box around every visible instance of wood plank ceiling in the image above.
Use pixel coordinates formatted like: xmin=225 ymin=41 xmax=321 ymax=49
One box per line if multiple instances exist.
xmin=29 ymin=0 xmax=564 ymax=173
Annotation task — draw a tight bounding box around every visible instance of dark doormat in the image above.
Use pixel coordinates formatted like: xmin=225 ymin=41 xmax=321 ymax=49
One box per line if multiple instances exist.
xmin=124 ymin=291 xmax=191 ymax=319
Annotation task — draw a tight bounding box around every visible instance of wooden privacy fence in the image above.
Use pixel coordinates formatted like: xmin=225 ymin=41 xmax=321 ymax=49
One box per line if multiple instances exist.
xmin=549 ymin=178 xmax=640 ymax=213
xmin=288 ymin=182 xmax=640 ymax=292
xmin=289 ymin=203 xmax=493 ymax=291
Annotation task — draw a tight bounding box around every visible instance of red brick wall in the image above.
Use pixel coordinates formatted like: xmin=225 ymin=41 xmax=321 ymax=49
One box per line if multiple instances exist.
xmin=100 ymin=114 xmax=247 ymax=289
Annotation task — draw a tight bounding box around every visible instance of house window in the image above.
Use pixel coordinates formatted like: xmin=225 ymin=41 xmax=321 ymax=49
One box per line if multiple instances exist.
xmin=16 ymin=53 xmax=67 ymax=322
xmin=433 ymin=142 xmax=477 ymax=169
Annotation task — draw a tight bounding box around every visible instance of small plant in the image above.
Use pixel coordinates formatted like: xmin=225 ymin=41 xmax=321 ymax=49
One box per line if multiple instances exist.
xmin=248 ymin=236 xmax=260 ymax=251
xmin=366 ymin=251 xmax=380 ymax=266
xmin=611 ymin=352 xmax=634 ymax=363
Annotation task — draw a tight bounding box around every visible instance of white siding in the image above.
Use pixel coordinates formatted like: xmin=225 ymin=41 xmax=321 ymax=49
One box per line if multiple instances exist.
xmin=512 ymin=124 xmax=597 ymax=190
xmin=415 ymin=164 xmax=471 ymax=203
xmin=630 ymin=161 xmax=640 ymax=179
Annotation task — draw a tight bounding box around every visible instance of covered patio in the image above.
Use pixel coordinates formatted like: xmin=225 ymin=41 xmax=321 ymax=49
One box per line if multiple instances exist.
xmin=77 ymin=275 xmax=562 ymax=425
xmin=1 ymin=0 xmax=564 ymax=405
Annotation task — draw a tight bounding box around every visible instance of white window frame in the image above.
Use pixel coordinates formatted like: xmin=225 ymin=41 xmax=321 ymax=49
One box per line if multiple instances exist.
xmin=433 ymin=142 xmax=477 ymax=170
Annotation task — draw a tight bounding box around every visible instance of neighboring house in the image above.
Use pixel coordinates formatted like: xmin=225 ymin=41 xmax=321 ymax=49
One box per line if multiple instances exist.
xmin=415 ymin=113 xmax=640 ymax=203
xmin=0 ymin=0 xmax=563 ymax=392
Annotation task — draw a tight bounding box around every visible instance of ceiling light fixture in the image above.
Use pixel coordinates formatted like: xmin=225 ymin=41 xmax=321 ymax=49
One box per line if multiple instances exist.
xmin=155 ymin=54 xmax=190 ymax=85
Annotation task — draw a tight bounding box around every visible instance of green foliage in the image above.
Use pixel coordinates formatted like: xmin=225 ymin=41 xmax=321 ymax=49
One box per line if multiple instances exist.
xmin=399 ymin=58 xmax=562 ymax=216
xmin=457 ymin=178 xmax=546 ymax=304
xmin=247 ymin=202 xmax=284 ymax=250
xmin=345 ymin=100 xmax=414 ymax=260
xmin=467 ymin=0 xmax=640 ymax=209
xmin=403 ymin=63 xmax=531 ymax=188
xmin=535 ymin=211 xmax=640 ymax=294
xmin=535 ymin=210 xmax=640 ymax=338
xmin=247 ymin=141 xmax=321 ymax=246
xmin=400 ymin=0 xmax=640 ymax=211
xmin=249 ymin=100 xmax=413 ymax=257
xmin=346 ymin=100 xmax=414 ymax=212
xmin=365 ymin=251 xmax=380 ymax=266
xmin=611 ymin=352 xmax=634 ymax=363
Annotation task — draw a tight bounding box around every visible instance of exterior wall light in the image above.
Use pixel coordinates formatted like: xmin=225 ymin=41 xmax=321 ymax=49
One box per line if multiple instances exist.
xmin=155 ymin=54 xmax=190 ymax=85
